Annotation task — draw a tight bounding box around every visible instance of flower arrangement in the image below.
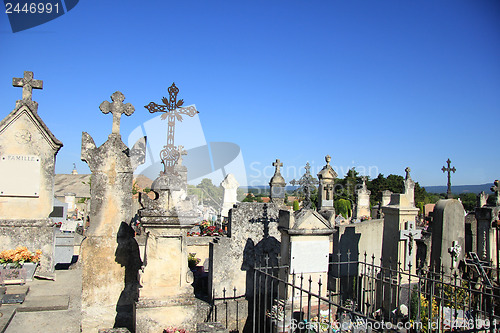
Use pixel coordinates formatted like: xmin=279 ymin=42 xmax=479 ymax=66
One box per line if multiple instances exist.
xmin=187 ymin=220 xmax=224 ymax=237
xmin=188 ymin=253 xmax=201 ymax=269
xmin=0 ymin=246 xmax=42 ymax=267
xmin=163 ymin=328 xmax=187 ymax=333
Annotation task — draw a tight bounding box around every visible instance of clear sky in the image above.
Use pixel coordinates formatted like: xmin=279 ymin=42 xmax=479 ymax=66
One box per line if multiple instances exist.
xmin=0 ymin=0 xmax=499 ymax=187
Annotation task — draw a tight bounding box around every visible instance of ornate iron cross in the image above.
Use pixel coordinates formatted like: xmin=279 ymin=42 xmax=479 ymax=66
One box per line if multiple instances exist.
xmin=13 ymin=71 xmax=43 ymax=101
xmin=441 ymin=158 xmax=456 ymax=199
xmin=144 ymin=83 xmax=198 ymax=174
xmin=290 ymin=162 xmax=319 ymax=209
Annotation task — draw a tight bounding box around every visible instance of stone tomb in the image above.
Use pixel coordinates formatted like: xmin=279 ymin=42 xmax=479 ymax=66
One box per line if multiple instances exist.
xmin=355 ymin=177 xmax=371 ymax=219
xmin=0 ymin=71 xmax=63 ymax=277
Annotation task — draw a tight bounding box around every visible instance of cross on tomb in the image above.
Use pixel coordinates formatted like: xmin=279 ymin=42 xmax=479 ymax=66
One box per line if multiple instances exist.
xmin=490 ymin=180 xmax=500 ymax=206
xmin=176 ymin=145 xmax=187 ymax=166
xmin=405 ymin=167 xmax=411 ymax=180
xmin=273 ymin=159 xmax=283 ymax=174
xmin=290 ymin=162 xmax=319 ymax=210
xmin=144 ymin=83 xmax=198 ymax=174
xmin=399 ymin=220 xmax=422 ymax=270
xmin=441 ymin=158 xmax=456 ymax=199
xmin=464 ymin=252 xmax=492 ymax=288
xmin=12 ymin=71 xmax=43 ymax=101
xmin=99 ymin=91 xmax=135 ymax=135
xmin=448 ymin=240 xmax=462 ymax=269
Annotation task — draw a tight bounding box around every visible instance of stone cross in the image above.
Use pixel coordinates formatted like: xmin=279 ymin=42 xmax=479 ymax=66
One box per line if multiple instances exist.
xmin=12 ymin=71 xmax=43 ymax=101
xmin=290 ymin=162 xmax=319 ymax=210
xmin=399 ymin=220 xmax=422 ymax=270
xmin=405 ymin=167 xmax=411 ymax=180
xmin=448 ymin=240 xmax=461 ymax=269
xmin=273 ymin=159 xmax=283 ymax=174
xmin=99 ymin=91 xmax=135 ymax=135
xmin=176 ymin=145 xmax=187 ymax=166
xmin=490 ymin=180 xmax=500 ymax=206
xmin=145 ymin=83 xmax=198 ymax=173
xmin=441 ymin=158 xmax=456 ymax=199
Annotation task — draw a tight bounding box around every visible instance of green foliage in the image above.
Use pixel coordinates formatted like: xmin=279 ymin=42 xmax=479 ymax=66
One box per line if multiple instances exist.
xmin=335 ymin=198 xmax=351 ymax=218
xmin=284 ymin=193 xmax=289 ymax=205
xmin=144 ymin=187 xmax=151 ymax=193
xmin=458 ymin=192 xmax=477 ymax=212
xmin=242 ymin=194 xmax=254 ymax=202
xmin=196 ymin=178 xmax=223 ymax=207
xmin=132 ymin=180 xmax=139 ymax=195
xmin=293 ymin=200 xmax=300 ymax=211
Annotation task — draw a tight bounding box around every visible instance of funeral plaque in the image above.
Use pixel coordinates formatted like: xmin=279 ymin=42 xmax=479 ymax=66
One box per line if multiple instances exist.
xmin=0 ymin=154 xmax=40 ymax=197
xmin=290 ymin=240 xmax=329 ymax=273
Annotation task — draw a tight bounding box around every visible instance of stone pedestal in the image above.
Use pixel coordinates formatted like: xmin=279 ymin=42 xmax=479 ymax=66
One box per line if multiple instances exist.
xmin=269 ymin=159 xmax=286 ymax=205
xmin=355 ymin=177 xmax=370 ymax=219
xmin=80 ymin=92 xmax=146 ymax=333
xmin=317 ymin=155 xmax=337 ymax=222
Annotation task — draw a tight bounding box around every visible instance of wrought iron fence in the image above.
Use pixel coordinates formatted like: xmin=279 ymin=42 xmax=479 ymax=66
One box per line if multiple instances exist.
xmin=250 ymin=252 xmax=500 ymax=333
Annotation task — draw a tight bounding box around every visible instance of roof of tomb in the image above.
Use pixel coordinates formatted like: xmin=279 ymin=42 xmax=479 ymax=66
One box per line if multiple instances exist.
xmin=54 ymin=174 xmax=91 ymax=198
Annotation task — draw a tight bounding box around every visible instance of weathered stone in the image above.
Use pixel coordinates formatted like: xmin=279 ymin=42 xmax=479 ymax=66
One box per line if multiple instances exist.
xmin=221 ymin=173 xmax=239 ymax=218
xmin=355 ymin=177 xmax=371 ymax=219
xmin=269 ymin=159 xmax=286 ymax=205
xmin=403 ymin=167 xmax=415 ymax=207
xmin=0 ymin=71 xmax=63 ymax=277
xmin=80 ymin=92 xmax=146 ymax=333
xmin=317 ymin=155 xmax=337 ymax=222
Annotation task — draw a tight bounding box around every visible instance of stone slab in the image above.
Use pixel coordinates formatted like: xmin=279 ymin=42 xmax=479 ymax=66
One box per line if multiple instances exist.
xmin=197 ymin=322 xmax=229 ymax=332
xmin=0 ymin=306 xmax=16 ymax=333
xmin=98 ymin=329 xmax=131 ymax=333
xmin=0 ymin=294 xmax=25 ymax=304
xmin=4 ymin=286 xmax=28 ymax=295
xmin=16 ymin=295 xmax=69 ymax=312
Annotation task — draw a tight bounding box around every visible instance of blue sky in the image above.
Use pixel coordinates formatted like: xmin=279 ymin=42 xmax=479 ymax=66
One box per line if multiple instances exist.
xmin=0 ymin=0 xmax=499 ymax=187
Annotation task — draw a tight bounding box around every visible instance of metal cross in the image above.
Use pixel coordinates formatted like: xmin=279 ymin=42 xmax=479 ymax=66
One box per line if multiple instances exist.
xmin=441 ymin=158 xmax=456 ymax=199
xmin=144 ymin=83 xmax=198 ymax=174
xmin=12 ymin=71 xmax=43 ymax=101
xmin=399 ymin=220 xmax=422 ymax=270
xmin=490 ymin=180 xmax=500 ymax=206
xmin=464 ymin=252 xmax=492 ymax=288
xmin=290 ymin=162 xmax=319 ymax=209
xmin=448 ymin=241 xmax=462 ymax=269
xmin=99 ymin=91 xmax=135 ymax=135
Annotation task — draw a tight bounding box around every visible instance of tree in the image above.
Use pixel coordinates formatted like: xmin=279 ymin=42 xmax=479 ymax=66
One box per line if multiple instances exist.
xmin=196 ymin=178 xmax=223 ymax=207
xmin=293 ymin=200 xmax=300 ymax=211
xmin=335 ymin=198 xmax=352 ymax=218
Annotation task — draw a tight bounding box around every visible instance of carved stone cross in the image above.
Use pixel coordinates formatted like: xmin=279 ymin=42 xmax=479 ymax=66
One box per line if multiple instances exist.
xmin=405 ymin=167 xmax=411 ymax=180
xmin=442 ymin=158 xmax=456 ymax=199
xmin=448 ymin=240 xmax=461 ymax=269
xmin=12 ymin=71 xmax=43 ymax=101
xmin=399 ymin=220 xmax=422 ymax=270
xmin=273 ymin=159 xmax=283 ymax=174
xmin=99 ymin=91 xmax=135 ymax=135
xmin=176 ymin=145 xmax=187 ymax=166
xmin=490 ymin=180 xmax=500 ymax=206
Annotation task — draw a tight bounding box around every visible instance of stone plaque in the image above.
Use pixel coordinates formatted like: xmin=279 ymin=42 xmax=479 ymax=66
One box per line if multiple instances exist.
xmin=290 ymin=240 xmax=329 ymax=273
xmin=0 ymin=154 xmax=40 ymax=197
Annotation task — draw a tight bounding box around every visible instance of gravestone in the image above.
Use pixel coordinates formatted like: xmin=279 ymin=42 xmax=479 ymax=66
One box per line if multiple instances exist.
xmin=80 ymin=91 xmax=146 ymax=333
xmin=381 ymin=190 xmax=392 ymax=207
xmin=474 ymin=180 xmax=500 ymax=263
xmin=478 ymin=191 xmax=488 ymax=208
xmin=355 ymin=177 xmax=371 ymax=219
xmin=430 ymin=199 xmax=465 ymax=275
xmin=317 ymin=155 xmax=337 ymax=221
xmin=269 ymin=159 xmax=286 ymax=205
xmin=403 ymin=167 xmax=415 ymax=207
xmin=0 ymin=71 xmax=63 ymax=277
xmin=221 ymin=173 xmax=239 ymax=218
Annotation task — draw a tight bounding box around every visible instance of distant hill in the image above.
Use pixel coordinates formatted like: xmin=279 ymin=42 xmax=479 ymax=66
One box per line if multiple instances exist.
xmin=422 ymin=183 xmax=493 ymax=195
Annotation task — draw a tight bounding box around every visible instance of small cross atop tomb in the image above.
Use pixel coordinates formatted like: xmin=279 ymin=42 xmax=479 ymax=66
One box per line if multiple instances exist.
xmin=273 ymin=159 xmax=283 ymax=174
xmin=405 ymin=167 xmax=411 ymax=180
xmin=448 ymin=240 xmax=462 ymax=269
xmin=490 ymin=180 xmax=500 ymax=206
xmin=13 ymin=71 xmax=43 ymax=101
xmin=290 ymin=162 xmax=319 ymax=210
xmin=441 ymin=158 xmax=456 ymax=199
xmin=399 ymin=220 xmax=422 ymax=270
xmin=99 ymin=91 xmax=135 ymax=135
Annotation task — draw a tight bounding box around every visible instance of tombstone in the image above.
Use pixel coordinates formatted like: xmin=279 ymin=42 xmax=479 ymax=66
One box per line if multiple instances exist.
xmin=317 ymin=155 xmax=337 ymax=222
xmin=49 ymin=197 xmax=68 ymax=226
xmin=0 ymin=71 xmax=63 ymax=277
xmin=221 ymin=173 xmax=239 ymax=218
xmin=381 ymin=190 xmax=392 ymax=207
xmin=80 ymin=91 xmax=146 ymax=333
xmin=474 ymin=180 xmax=500 ymax=263
xmin=403 ymin=167 xmax=415 ymax=207
xmin=64 ymin=192 xmax=77 ymax=212
xmin=478 ymin=191 xmax=488 ymax=208
xmin=355 ymin=177 xmax=371 ymax=219
xmin=279 ymin=208 xmax=334 ymax=303
xmin=269 ymin=159 xmax=286 ymax=205
xmin=429 ymin=200 xmax=465 ymax=275
xmin=465 ymin=212 xmax=477 ymax=255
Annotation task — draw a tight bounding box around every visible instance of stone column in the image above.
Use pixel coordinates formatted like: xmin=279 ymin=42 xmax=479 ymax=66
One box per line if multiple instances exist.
xmin=403 ymin=167 xmax=415 ymax=207
xmin=80 ymin=91 xmax=146 ymax=333
xmin=355 ymin=177 xmax=371 ymax=219
xmin=269 ymin=159 xmax=286 ymax=205
xmin=221 ymin=173 xmax=239 ymax=219
xmin=317 ymin=155 xmax=337 ymax=222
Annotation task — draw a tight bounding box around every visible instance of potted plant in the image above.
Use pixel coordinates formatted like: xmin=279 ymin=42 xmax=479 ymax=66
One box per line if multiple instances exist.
xmin=188 ymin=253 xmax=201 ymax=270
xmin=0 ymin=246 xmax=41 ymax=283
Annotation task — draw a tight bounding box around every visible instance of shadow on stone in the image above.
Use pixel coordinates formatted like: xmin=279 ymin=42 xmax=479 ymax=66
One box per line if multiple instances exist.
xmin=114 ymin=221 xmax=143 ymax=332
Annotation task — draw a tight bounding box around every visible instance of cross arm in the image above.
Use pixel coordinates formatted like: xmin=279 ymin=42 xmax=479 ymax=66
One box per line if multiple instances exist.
xmin=144 ymin=102 xmax=168 ymax=113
